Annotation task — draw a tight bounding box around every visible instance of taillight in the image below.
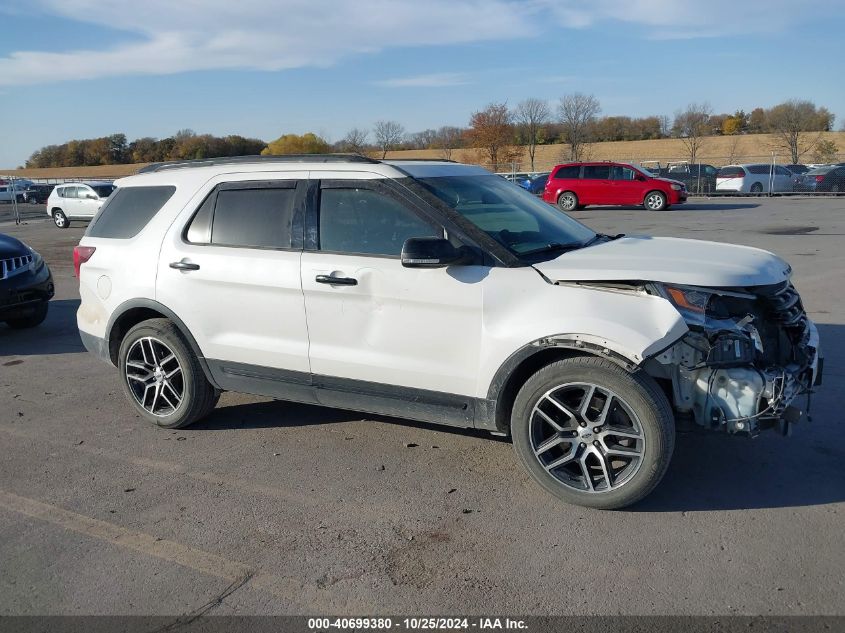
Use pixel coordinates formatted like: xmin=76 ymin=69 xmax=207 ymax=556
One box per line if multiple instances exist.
xmin=73 ymin=246 xmax=96 ymax=278
xmin=815 ymin=175 xmax=825 ymax=182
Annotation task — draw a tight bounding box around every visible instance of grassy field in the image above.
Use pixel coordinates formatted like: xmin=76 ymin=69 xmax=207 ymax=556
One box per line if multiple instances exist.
xmin=3 ymin=132 xmax=843 ymax=180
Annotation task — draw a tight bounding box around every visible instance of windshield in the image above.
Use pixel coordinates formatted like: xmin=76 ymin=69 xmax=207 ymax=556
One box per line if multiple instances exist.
xmin=92 ymin=185 xmax=116 ymax=198
xmin=416 ymin=175 xmax=595 ymax=258
xmin=629 ymin=164 xmax=656 ymax=177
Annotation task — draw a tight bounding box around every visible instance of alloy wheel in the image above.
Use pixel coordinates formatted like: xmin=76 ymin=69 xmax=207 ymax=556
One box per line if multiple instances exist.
xmin=559 ymin=193 xmax=577 ymax=211
xmin=125 ymin=336 xmax=184 ymax=417
xmin=54 ymin=212 xmax=65 ymax=227
xmin=529 ymin=382 xmax=645 ymax=493
xmin=645 ymin=193 xmax=665 ymax=210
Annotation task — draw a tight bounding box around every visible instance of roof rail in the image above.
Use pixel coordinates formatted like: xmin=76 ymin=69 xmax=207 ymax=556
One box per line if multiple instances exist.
xmin=137 ymin=154 xmax=378 ymax=174
xmin=383 ymin=158 xmax=457 ymax=163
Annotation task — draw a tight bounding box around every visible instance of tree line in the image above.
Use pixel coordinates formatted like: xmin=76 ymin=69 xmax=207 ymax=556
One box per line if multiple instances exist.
xmin=25 ymin=99 xmax=838 ymax=171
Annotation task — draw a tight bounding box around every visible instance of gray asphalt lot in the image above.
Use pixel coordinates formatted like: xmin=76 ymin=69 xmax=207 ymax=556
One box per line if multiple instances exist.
xmin=1 ymin=198 xmax=844 ymax=616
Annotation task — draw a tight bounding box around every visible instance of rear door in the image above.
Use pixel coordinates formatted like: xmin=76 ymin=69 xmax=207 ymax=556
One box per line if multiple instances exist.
xmin=580 ymin=164 xmax=612 ymax=204
xmin=157 ymin=172 xmax=312 ymax=384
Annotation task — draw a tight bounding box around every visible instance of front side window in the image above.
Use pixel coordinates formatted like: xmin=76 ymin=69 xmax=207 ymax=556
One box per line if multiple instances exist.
xmin=319 ymin=187 xmax=438 ymax=257
xmin=583 ymin=165 xmax=611 ymax=179
xmin=610 ymin=166 xmax=636 ymax=181
xmin=64 ymin=187 xmax=79 ymax=199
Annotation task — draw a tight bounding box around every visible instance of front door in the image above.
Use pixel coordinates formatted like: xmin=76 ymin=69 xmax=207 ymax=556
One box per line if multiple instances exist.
xmin=300 ymin=177 xmax=484 ymax=408
xmin=609 ymin=165 xmax=644 ymax=205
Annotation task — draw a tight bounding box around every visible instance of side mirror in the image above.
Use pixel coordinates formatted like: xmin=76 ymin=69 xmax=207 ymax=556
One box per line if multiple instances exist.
xmin=401 ymin=237 xmax=468 ymax=268
xmin=86 ymin=193 xmax=98 ymax=200
xmin=636 ymin=174 xmax=647 ymax=182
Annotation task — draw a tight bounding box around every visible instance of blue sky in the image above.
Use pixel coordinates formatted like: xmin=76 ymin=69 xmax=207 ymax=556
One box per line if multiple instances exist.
xmin=0 ymin=0 xmax=843 ymax=167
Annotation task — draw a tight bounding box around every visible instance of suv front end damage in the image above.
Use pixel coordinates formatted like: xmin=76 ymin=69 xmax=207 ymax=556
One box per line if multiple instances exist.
xmin=645 ymin=280 xmax=822 ymax=436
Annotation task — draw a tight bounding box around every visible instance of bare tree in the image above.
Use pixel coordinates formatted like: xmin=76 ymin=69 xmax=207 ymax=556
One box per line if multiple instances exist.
xmin=465 ymin=102 xmax=518 ymax=172
xmin=767 ymin=99 xmax=832 ymax=164
xmin=726 ymin=133 xmax=743 ymax=165
xmin=673 ymin=102 xmax=713 ymax=164
xmin=434 ymin=126 xmax=463 ymax=160
xmin=373 ymin=120 xmax=405 ymax=158
xmin=408 ymin=129 xmax=438 ymax=150
xmin=658 ymin=115 xmax=671 ymax=138
xmin=557 ymin=93 xmax=601 ymax=162
xmin=339 ymin=128 xmax=369 ymax=155
xmin=514 ymin=98 xmax=550 ymax=171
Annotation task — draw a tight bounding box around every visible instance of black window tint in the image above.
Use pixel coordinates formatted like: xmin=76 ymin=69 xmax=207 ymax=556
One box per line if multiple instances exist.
xmin=583 ymin=165 xmax=610 ymax=179
xmin=554 ymin=165 xmax=580 ymax=179
xmin=87 ymin=186 xmax=176 ymax=239
xmin=319 ymin=187 xmax=438 ymax=256
xmin=92 ymin=185 xmax=115 ymax=198
xmin=211 ymin=188 xmax=295 ymax=249
xmin=748 ymin=164 xmax=770 ymax=175
xmin=185 ymin=192 xmax=215 ymax=244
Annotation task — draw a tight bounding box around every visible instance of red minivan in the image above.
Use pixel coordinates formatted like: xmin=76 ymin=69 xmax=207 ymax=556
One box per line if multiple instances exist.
xmin=542 ymin=162 xmax=687 ymax=211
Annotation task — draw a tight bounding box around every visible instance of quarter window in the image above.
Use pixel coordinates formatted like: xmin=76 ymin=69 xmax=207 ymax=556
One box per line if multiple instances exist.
xmin=318 ymin=187 xmax=438 ymax=256
xmin=87 ymin=186 xmax=176 ymax=239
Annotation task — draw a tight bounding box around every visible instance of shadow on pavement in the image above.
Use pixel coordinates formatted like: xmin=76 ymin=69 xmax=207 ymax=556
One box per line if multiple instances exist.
xmin=0 ymin=299 xmax=84 ymax=356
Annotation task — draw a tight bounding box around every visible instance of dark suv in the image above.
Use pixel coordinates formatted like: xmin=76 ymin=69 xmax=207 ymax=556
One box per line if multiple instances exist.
xmin=542 ymin=162 xmax=687 ymax=211
xmin=0 ymin=233 xmax=53 ymax=328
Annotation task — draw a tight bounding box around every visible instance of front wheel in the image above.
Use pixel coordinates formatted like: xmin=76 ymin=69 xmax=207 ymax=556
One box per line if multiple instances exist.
xmin=643 ymin=191 xmax=667 ymax=211
xmin=511 ymin=356 xmax=675 ymax=510
xmin=118 ymin=318 xmax=219 ymax=429
xmin=557 ymin=191 xmax=578 ymax=212
xmin=5 ymin=301 xmax=48 ymax=329
xmin=53 ymin=210 xmax=69 ymax=228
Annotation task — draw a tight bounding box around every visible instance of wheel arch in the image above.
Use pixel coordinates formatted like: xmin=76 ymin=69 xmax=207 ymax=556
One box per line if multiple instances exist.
xmin=105 ymin=299 xmax=220 ymax=388
xmin=483 ymin=337 xmax=639 ymax=434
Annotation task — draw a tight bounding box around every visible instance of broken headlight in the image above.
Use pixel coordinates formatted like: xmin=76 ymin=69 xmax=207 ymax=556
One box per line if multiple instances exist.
xmin=656 ymin=284 xmax=714 ymax=327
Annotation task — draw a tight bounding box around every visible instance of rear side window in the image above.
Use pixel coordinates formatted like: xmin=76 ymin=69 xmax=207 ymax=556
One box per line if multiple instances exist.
xmin=87 ymin=186 xmax=176 ymax=239
xmin=211 ymin=188 xmax=296 ymax=249
xmin=583 ymin=165 xmax=611 ymax=179
xmin=718 ymin=166 xmax=745 ymax=178
xmin=553 ymin=165 xmax=580 ymax=179
xmin=747 ymin=164 xmax=771 ymax=175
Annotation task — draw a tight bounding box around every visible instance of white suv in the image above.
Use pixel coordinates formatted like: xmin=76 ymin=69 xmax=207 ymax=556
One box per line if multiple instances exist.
xmin=75 ymin=156 xmax=822 ymax=509
xmin=47 ymin=181 xmax=116 ymax=228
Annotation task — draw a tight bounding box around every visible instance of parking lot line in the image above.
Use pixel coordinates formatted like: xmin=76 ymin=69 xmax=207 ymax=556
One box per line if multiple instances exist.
xmin=0 ymin=486 xmax=352 ymax=611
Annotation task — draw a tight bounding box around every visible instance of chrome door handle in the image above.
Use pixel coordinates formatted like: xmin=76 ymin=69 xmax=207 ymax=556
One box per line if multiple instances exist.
xmin=170 ymin=260 xmax=200 ymax=271
xmin=315 ymin=274 xmax=357 ymax=286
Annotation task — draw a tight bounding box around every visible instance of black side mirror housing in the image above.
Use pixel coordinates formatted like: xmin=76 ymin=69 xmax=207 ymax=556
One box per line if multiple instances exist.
xmin=636 ymin=174 xmax=647 ymax=182
xmin=401 ymin=237 xmax=468 ymax=268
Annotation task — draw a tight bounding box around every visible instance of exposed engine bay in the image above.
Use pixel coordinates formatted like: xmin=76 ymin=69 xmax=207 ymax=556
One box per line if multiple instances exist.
xmin=644 ymin=280 xmax=822 ymax=437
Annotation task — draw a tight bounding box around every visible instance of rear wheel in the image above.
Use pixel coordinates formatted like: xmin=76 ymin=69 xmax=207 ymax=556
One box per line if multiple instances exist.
xmin=511 ymin=356 xmax=675 ymax=509
xmin=118 ymin=318 xmax=219 ymax=429
xmin=5 ymin=301 xmax=49 ymax=329
xmin=53 ymin=210 xmax=69 ymax=229
xmin=643 ymin=191 xmax=667 ymax=211
xmin=557 ymin=191 xmax=578 ymax=212
xmin=750 ymin=182 xmax=763 ymax=195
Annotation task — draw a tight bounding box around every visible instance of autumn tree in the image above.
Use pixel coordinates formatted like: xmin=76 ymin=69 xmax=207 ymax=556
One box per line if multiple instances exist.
xmin=339 ymin=128 xmax=369 ymax=155
xmin=373 ymin=120 xmax=406 ymax=158
xmin=465 ymin=102 xmax=518 ymax=171
xmin=767 ymin=99 xmax=835 ymax=164
xmin=433 ymin=126 xmax=463 ymax=160
xmin=557 ymin=93 xmax=601 ymax=162
xmin=261 ymin=132 xmax=330 ymax=155
xmin=514 ymin=98 xmax=550 ymax=171
xmin=673 ymin=102 xmax=713 ymax=164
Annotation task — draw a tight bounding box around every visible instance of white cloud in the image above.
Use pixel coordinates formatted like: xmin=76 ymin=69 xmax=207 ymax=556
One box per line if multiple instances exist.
xmin=0 ymin=0 xmax=834 ymax=86
xmin=374 ymin=73 xmax=470 ymax=88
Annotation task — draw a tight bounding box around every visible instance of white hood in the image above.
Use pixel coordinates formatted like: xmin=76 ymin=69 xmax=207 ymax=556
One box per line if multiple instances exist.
xmin=532 ymin=236 xmax=791 ymax=287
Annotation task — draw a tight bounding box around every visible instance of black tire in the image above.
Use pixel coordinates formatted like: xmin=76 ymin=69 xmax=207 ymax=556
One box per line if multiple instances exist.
xmin=643 ymin=191 xmax=667 ymax=211
xmin=557 ymin=191 xmax=578 ymax=212
xmin=511 ymin=356 xmax=675 ymax=510
xmin=5 ymin=301 xmax=49 ymax=329
xmin=53 ymin=209 xmax=69 ymax=229
xmin=118 ymin=318 xmax=219 ymax=429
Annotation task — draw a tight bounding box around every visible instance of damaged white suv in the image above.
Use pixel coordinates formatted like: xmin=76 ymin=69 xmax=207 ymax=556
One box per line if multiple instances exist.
xmin=75 ymin=156 xmax=822 ymax=509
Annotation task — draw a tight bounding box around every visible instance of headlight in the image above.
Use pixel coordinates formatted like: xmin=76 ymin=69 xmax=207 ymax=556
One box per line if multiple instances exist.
xmin=24 ymin=244 xmax=44 ymax=269
xmin=671 ymin=184 xmax=683 ymax=191
xmin=657 ymin=284 xmax=714 ymax=325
